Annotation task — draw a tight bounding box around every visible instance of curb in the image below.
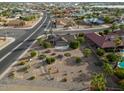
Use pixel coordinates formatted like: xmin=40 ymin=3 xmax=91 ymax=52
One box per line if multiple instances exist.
xmin=0 ymin=35 xmax=45 ymax=79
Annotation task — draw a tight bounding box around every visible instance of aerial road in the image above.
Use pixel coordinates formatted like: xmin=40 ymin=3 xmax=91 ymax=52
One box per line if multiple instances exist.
xmin=0 ymin=11 xmax=110 ymax=78
xmin=0 ymin=11 xmax=51 ymax=77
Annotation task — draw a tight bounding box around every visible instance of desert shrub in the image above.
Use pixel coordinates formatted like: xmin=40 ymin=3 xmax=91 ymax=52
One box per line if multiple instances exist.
xmin=27 ymin=76 xmax=36 ymax=80
xmin=61 ymin=77 xmax=67 ymax=82
xmin=75 ymin=57 xmax=81 ymax=63
xmin=78 ymin=33 xmax=84 ymax=37
xmin=96 ymin=48 xmax=105 ymax=56
xmin=106 ymin=53 xmax=121 ymax=62
xmin=18 ymin=61 xmax=26 ymax=65
xmin=42 ymin=41 xmax=52 ymax=48
xmin=37 ymin=38 xmax=43 ymax=45
xmin=46 ymin=57 xmax=56 ymax=64
xmin=76 ymin=37 xmax=85 ymax=44
xmin=30 ymin=50 xmax=37 ymax=57
xmin=64 ymin=53 xmax=71 ymax=57
xmin=69 ymin=40 xmax=80 ymax=49
xmin=83 ymin=48 xmax=92 ymax=57
xmin=99 ymin=32 xmax=104 ymax=36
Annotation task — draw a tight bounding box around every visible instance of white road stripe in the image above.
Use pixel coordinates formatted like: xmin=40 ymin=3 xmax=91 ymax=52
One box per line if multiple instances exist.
xmin=0 ymin=52 xmax=12 ymax=62
xmin=0 ymin=14 xmax=48 ymax=62
xmin=0 ymin=20 xmax=51 ymax=79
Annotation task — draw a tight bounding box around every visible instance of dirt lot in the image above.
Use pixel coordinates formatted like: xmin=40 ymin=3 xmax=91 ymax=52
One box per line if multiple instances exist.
xmin=3 ymin=34 xmax=102 ymax=90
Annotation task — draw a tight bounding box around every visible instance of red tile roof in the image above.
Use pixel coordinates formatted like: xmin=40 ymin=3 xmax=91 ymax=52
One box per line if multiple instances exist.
xmin=85 ymin=31 xmax=124 ymax=48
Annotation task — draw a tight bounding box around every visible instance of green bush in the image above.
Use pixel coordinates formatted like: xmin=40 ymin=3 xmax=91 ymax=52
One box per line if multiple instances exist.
xmin=90 ymin=74 xmax=106 ymax=91
xmin=37 ymin=38 xmax=43 ymax=45
xmin=83 ymin=48 xmax=92 ymax=57
xmin=46 ymin=57 xmax=55 ymax=64
xmin=96 ymin=48 xmax=105 ymax=56
xmin=114 ymin=68 xmax=124 ymax=79
xmin=42 ymin=42 xmax=52 ymax=48
xmin=64 ymin=53 xmax=71 ymax=57
xmin=102 ymin=57 xmax=109 ymax=63
xmin=103 ymin=29 xmax=112 ymax=35
xmin=78 ymin=33 xmax=84 ymax=37
xmin=76 ymin=37 xmax=85 ymax=44
xmin=103 ymin=16 xmax=112 ymax=23
xmin=99 ymin=32 xmax=104 ymax=36
xmin=103 ymin=63 xmax=114 ymax=76
xmin=106 ymin=53 xmax=121 ymax=62
xmin=30 ymin=50 xmax=37 ymax=57
xmin=75 ymin=57 xmax=81 ymax=63
xmin=69 ymin=40 xmax=80 ymax=49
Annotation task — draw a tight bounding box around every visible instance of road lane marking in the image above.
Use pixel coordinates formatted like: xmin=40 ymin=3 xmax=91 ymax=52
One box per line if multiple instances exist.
xmin=0 ymin=52 xmax=12 ymax=62
xmin=0 ymin=13 xmax=48 ymax=62
xmin=0 ymin=21 xmax=51 ymax=79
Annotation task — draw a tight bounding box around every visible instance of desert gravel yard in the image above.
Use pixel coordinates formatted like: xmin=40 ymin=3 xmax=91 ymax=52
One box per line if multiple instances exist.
xmin=2 ymin=34 xmax=102 ymax=90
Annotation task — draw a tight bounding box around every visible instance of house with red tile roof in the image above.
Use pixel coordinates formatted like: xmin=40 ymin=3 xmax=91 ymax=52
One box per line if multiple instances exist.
xmin=85 ymin=31 xmax=124 ymax=49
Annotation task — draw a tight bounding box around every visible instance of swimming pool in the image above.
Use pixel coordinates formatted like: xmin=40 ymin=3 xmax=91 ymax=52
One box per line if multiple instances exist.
xmin=120 ymin=50 xmax=124 ymax=52
xmin=118 ymin=62 xmax=124 ymax=69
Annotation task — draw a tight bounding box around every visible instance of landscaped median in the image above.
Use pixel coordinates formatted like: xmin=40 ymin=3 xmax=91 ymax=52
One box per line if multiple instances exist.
xmin=0 ymin=37 xmax=15 ymax=50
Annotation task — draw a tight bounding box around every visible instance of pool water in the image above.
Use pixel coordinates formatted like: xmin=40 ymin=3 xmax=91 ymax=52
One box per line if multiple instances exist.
xmin=118 ymin=62 xmax=124 ymax=69
xmin=120 ymin=50 xmax=124 ymax=52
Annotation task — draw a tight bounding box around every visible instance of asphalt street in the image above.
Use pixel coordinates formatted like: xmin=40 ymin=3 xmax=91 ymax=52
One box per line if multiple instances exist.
xmin=0 ymin=12 xmax=51 ymax=75
xmin=0 ymin=29 xmax=26 ymax=39
xmin=0 ymin=11 xmax=110 ymax=77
